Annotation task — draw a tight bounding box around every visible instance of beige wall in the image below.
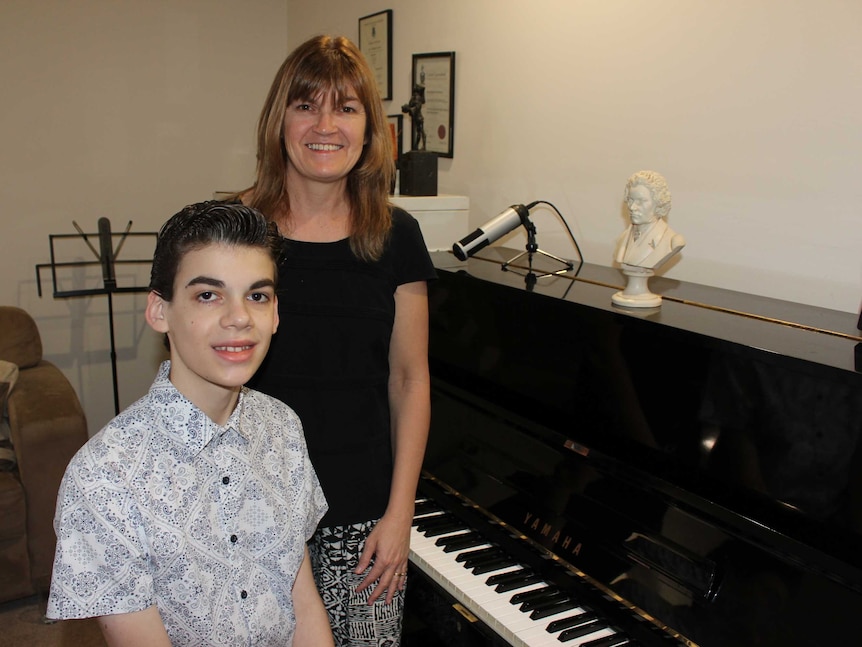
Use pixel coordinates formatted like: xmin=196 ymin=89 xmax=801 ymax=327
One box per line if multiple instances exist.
xmin=288 ymin=0 xmax=862 ymax=314
xmin=2 ymin=0 xmax=861 ymax=433
xmin=1 ymin=0 xmax=288 ymax=431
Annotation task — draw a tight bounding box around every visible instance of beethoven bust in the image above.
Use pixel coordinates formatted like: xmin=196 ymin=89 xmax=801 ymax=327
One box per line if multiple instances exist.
xmin=614 ymin=170 xmax=685 ymax=270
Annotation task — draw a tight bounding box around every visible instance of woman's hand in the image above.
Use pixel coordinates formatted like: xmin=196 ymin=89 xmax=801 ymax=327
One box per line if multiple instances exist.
xmin=353 ymin=511 xmax=412 ymax=604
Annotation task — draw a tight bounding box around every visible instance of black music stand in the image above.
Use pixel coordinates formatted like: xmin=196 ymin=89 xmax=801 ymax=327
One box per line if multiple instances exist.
xmin=35 ymin=218 xmax=157 ymax=415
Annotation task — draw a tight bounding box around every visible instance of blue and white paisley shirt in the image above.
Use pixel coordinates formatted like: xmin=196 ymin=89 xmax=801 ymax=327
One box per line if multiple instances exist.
xmin=47 ymin=361 xmax=328 ymax=646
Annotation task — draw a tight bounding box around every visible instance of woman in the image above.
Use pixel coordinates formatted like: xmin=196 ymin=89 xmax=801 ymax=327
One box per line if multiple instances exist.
xmin=240 ymin=35 xmax=435 ymax=646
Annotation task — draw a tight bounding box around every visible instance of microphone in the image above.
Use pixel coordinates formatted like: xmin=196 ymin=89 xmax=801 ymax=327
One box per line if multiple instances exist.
xmin=452 ymin=203 xmax=535 ymax=261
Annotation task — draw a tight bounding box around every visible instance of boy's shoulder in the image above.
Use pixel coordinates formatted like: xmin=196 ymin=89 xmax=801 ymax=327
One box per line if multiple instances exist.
xmin=239 ymin=388 xmax=309 ymax=446
xmin=79 ymin=391 xmax=158 ymax=451
xmin=242 ymin=387 xmax=301 ymax=422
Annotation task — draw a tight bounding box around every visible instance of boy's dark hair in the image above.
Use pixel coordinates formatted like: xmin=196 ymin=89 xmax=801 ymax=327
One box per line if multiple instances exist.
xmin=150 ymin=201 xmax=282 ymax=301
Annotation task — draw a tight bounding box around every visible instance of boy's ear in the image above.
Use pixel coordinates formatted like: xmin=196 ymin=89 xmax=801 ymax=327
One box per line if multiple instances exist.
xmin=145 ymin=291 xmax=170 ymax=334
xmin=272 ymin=295 xmax=279 ymax=334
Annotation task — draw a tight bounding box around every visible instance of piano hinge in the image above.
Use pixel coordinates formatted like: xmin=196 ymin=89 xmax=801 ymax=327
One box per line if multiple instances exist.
xmin=451 ymin=603 xmax=478 ymax=623
xmin=564 ymin=439 xmax=590 ymax=456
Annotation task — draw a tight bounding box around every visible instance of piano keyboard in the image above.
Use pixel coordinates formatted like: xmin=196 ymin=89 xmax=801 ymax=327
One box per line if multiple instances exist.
xmin=409 ymin=498 xmax=633 ymax=646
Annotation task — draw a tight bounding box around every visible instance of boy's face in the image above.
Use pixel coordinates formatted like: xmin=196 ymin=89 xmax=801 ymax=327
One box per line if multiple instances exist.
xmin=146 ymin=243 xmax=278 ymax=405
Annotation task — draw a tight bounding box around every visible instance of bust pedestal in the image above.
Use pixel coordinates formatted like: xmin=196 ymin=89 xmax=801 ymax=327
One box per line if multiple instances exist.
xmin=612 ymin=264 xmax=662 ymax=308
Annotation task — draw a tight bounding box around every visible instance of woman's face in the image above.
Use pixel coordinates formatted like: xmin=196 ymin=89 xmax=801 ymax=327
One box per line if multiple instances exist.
xmin=282 ymin=87 xmax=367 ymax=188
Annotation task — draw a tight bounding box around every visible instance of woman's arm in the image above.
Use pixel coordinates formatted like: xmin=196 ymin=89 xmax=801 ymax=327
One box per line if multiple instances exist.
xmin=355 ymin=280 xmax=431 ymax=604
xmin=293 ymin=548 xmax=334 ymax=647
xmin=98 ymin=606 xmax=172 ymax=647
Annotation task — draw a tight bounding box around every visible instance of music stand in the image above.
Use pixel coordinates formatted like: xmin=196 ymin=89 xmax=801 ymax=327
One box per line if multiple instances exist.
xmin=35 ymin=218 xmax=157 ymax=415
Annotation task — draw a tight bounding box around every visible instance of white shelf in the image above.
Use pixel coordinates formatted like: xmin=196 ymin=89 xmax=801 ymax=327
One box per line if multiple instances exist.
xmin=390 ymin=194 xmax=469 ymax=252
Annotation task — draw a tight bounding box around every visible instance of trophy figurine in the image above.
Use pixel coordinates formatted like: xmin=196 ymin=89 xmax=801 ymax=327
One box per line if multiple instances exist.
xmin=402 ymin=84 xmax=427 ymax=151
xmin=612 ymin=170 xmax=685 ymax=308
xmin=399 ymin=83 xmax=437 ymax=196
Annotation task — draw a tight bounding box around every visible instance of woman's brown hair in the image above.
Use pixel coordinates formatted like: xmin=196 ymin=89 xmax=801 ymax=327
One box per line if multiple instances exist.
xmin=245 ymin=34 xmax=394 ymax=262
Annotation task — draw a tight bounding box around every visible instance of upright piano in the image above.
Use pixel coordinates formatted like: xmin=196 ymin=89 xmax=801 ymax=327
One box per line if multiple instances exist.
xmin=405 ymin=249 xmax=862 ymax=647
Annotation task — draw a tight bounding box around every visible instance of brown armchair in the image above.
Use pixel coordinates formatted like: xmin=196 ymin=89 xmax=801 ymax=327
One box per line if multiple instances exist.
xmin=0 ymin=306 xmax=88 ymax=603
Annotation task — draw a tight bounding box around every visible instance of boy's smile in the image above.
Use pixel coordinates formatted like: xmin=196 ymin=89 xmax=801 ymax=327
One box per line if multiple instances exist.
xmin=146 ymin=243 xmax=279 ymax=421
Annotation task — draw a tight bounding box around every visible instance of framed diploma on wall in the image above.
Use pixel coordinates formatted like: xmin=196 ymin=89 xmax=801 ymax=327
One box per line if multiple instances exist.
xmin=386 ymin=114 xmax=403 ymax=164
xmin=412 ymin=51 xmax=455 ymax=158
xmin=359 ymin=10 xmax=393 ymax=100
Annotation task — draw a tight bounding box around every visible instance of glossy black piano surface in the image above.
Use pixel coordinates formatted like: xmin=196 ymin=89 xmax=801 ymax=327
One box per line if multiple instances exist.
xmin=406 ymin=249 xmax=862 ymax=647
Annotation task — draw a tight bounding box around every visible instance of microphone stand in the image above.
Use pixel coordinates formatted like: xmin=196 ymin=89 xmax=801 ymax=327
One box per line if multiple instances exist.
xmin=502 ymin=213 xmax=574 ymax=280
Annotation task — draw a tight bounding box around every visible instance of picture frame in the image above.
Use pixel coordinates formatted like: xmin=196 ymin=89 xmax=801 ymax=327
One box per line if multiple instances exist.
xmin=359 ymin=9 xmax=393 ymax=100
xmin=412 ymin=51 xmax=455 ymax=158
xmin=386 ymin=114 xmax=403 ymax=165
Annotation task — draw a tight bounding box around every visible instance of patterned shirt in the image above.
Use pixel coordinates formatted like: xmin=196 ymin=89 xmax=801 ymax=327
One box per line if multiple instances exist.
xmin=47 ymin=361 xmax=327 ymax=646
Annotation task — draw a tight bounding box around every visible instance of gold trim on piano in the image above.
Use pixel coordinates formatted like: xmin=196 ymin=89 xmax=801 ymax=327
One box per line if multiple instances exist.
xmin=452 ymin=603 xmax=479 ymax=623
xmin=480 ymin=253 xmax=862 ymax=343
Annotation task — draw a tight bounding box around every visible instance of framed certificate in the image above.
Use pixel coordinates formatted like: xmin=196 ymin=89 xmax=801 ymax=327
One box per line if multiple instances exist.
xmin=386 ymin=114 xmax=403 ymax=164
xmin=412 ymin=51 xmax=455 ymax=158
xmin=359 ymin=10 xmax=393 ymax=100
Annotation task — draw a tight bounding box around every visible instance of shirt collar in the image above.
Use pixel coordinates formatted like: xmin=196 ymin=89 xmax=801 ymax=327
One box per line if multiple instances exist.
xmin=150 ymin=360 xmax=250 ymax=455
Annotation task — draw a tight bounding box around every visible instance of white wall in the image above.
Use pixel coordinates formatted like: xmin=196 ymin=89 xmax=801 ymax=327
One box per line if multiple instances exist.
xmin=1 ymin=0 xmax=288 ymax=432
xmin=287 ymin=0 xmax=862 ymax=314
xmin=2 ymin=1 xmax=860 ymax=433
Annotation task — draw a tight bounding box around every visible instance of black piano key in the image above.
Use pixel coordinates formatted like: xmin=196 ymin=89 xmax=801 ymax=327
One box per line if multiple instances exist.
xmin=485 ymin=564 xmax=539 ymax=593
xmin=418 ymin=512 xmax=457 ymax=524
xmin=463 ymin=551 xmax=507 ymax=569
xmin=462 ymin=546 xmax=501 ymax=558
xmin=413 ymin=500 xmax=440 ymax=516
xmin=456 ymin=546 xmax=506 ymax=568
xmin=558 ymin=621 xmax=607 ymax=643
xmin=444 ymin=539 xmax=487 ymax=553
xmin=485 ymin=567 xmax=534 ymax=586
xmin=530 ymin=598 xmax=579 ymax=620
xmin=546 ymin=609 xmax=597 ymax=633
xmin=471 ymin=556 xmax=517 ymax=575
xmin=510 ymin=585 xmax=559 ymax=604
xmin=519 ymin=591 xmax=570 ymax=612
xmin=455 ymin=546 xmax=499 ymax=563
xmin=416 ymin=514 xmax=456 ymax=532
xmin=436 ymin=531 xmax=483 ymax=550
xmin=435 ymin=530 xmax=480 ymax=545
xmin=495 ymin=573 xmax=543 ymax=593
xmin=412 ymin=512 xmax=444 ymax=527
xmin=581 ymin=631 xmax=631 ymax=647
xmin=423 ymin=521 xmax=468 ymax=537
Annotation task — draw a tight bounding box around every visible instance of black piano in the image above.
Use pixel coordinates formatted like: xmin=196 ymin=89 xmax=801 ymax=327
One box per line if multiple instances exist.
xmin=404 ymin=249 xmax=862 ymax=647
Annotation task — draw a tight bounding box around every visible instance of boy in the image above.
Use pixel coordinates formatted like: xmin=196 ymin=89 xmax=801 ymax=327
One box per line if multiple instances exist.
xmin=47 ymin=201 xmax=333 ymax=647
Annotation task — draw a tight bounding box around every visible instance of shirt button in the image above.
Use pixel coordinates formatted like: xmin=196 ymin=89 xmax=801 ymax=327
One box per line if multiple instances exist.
xmin=222 ymin=476 xmax=230 ymax=484
xmin=240 ymin=590 xmax=248 ymax=599
xmin=230 ymin=534 xmax=238 ymax=543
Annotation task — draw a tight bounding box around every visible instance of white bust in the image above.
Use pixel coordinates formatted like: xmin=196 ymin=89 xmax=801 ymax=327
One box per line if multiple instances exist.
xmin=614 ymin=170 xmax=685 ymax=270
xmin=612 ymin=170 xmax=685 ymax=308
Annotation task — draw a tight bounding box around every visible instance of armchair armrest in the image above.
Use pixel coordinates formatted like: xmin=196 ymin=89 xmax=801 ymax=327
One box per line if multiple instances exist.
xmin=7 ymin=360 xmax=88 ymax=591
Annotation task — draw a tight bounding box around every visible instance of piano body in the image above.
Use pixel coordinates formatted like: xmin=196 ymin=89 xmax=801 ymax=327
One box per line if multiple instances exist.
xmin=405 ymin=249 xmax=862 ymax=647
